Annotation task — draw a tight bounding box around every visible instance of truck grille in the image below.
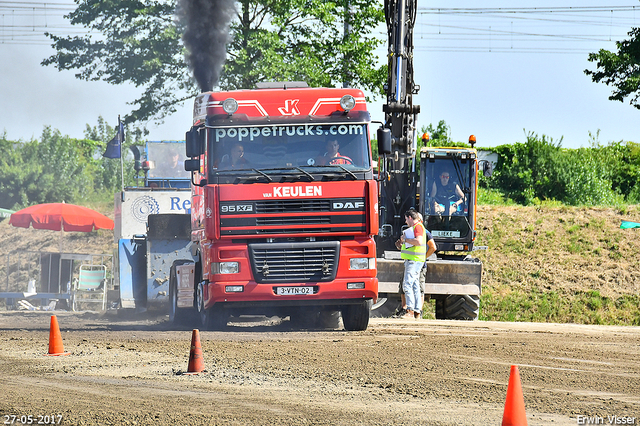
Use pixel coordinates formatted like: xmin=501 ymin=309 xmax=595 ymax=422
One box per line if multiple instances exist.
xmin=248 ymin=241 xmax=339 ymax=283
xmin=256 ymin=216 xmax=331 ymax=226
xmin=255 ymin=199 xmax=331 ymax=213
xmin=219 ymin=198 xmax=366 ymax=236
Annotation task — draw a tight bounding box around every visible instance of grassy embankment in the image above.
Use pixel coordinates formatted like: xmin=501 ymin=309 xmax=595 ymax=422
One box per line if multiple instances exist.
xmin=422 ymin=200 xmax=640 ymax=325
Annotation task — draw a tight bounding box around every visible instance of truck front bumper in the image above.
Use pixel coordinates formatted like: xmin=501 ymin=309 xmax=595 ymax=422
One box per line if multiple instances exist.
xmin=203 ymin=277 xmax=377 ymax=310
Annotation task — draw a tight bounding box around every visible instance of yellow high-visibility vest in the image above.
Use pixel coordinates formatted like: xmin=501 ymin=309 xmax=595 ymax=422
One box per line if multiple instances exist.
xmin=401 ymin=222 xmax=427 ymax=261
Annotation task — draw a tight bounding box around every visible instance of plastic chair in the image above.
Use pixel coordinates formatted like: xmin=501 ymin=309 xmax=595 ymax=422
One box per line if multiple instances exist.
xmin=71 ymin=264 xmax=107 ymax=311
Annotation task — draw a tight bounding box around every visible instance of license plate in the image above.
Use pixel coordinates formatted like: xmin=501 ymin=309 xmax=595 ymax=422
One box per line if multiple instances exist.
xmin=432 ymin=230 xmax=461 ymax=238
xmin=276 ymin=286 xmax=314 ymax=295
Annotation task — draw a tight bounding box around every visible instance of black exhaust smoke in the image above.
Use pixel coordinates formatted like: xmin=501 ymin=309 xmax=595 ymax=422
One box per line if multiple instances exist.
xmin=177 ymin=0 xmax=236 ymax=92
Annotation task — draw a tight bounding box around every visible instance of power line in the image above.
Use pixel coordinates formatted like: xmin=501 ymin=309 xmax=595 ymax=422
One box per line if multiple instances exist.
xmin=413 ymin=5 xmax=638 ymax=55
xmin=418 ymin=6 xmax=638 ymax=14
xmin=418 ymin=22 xmax=624 ymax=42
xmin=1 ymin=3 xmax=638 ymax=48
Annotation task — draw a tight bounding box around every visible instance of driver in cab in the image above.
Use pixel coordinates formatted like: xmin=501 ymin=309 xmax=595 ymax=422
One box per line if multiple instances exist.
xmin=431 ymin=171 xmax=465 ymax=216
xmin=315 ymin=139 xmax=352 ymax=165
xmin=218 ymin=142 xmax=249 ymax=170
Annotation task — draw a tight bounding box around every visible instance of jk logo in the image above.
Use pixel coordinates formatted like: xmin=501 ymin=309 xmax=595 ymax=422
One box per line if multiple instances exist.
xmin=278 ymin=99 xmax=300 ymax=116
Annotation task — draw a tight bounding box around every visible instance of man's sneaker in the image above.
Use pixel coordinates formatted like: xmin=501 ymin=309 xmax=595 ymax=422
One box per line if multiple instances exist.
xmin=414 ymin=311 xmax=421 ymax=319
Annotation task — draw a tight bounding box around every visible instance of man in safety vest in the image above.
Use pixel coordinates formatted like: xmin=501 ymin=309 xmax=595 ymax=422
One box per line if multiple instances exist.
xmin=398 ymin=208 xmax=437 ymax=319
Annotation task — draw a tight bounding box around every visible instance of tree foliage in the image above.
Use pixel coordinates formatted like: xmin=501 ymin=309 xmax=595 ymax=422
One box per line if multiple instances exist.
xmin=43 ymin=0 xmax=385 ymax=127
xmin=485 ymin=132 xmax=639 ymax=206
xmin=585 ymin=27 xmax=640 ymax=110
xmin=224 ymin=0 xmax=385 ymax=94
xmin=0 ymin=119 xmax=140 ymax=210
xmin=0 ymin=128 xmax=100 ymax=208
xmin=83 ymin=117 xmax=139 ymax=194
xmin=420 ymin=121 xmax=471 ymax=148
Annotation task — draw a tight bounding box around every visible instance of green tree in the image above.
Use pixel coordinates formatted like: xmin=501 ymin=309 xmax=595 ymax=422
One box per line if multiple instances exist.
xmin=84 ymin=117 xmax=142 ymax=195
xmin=0 ymin=128 xmax=101 ymax=208
xmin=585 ymin=27 xmax=640 ymax=110
xmin=43 ymin=0 xmax=385 ymax=127
xmin=420 ymin=120 xmax=470 ymax=148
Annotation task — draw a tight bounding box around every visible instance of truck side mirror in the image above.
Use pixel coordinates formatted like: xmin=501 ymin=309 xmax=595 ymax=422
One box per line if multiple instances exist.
xmin=184 ymin=158 xmax=200 ymax=172
xmin=184 ymin=159 xmax=207 ymax=187
xmin=185 ymin=128 xmax=205 ymax=157
xmin=482 ymin=161 xmax=493 ymax=178
xmin=377 ymin=127 xmax=392 ymax=155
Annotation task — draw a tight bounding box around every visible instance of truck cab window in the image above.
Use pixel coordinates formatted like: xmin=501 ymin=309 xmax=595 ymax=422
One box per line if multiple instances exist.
xmin=210 ymin=124 xmax=371 ymax=174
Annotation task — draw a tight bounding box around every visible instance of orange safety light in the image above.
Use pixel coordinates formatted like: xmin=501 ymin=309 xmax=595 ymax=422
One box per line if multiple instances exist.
xmin=469 ymin=135 xmax=476 ymax=148
xmin=422 ymin=133 xmax=430 ymax=141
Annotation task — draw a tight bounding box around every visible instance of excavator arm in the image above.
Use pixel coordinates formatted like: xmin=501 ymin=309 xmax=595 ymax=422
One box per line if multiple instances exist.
xmin=377 ymin=0 xmax=421 ymax=255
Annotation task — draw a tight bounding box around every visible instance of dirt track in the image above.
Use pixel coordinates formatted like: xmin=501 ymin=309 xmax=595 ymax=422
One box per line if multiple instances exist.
xmin=1 ymin=312 xmax=639 ymax=425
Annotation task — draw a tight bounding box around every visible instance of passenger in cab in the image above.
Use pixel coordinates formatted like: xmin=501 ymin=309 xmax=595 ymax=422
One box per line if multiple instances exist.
xmin=315 ymin=139 xmax=352 ymax=165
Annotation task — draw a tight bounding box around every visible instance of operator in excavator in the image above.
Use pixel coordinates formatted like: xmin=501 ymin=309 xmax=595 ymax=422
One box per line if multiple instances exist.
xmin=431 ymin=170 xmax=465 ymax=216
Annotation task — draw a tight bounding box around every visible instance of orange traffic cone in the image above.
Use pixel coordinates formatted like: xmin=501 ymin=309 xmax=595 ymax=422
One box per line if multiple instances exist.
xmin=184 ymin=329 xmax=204 ymax=375
xmin=502 ymin=365 xmax=527 ymax=426
xmin=44 ymin=315 xmax=70 ymax=356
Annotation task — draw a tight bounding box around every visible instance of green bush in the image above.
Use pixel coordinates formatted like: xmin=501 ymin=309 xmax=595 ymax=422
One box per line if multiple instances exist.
xmin=0 ymin=119 xmax=139 ymax=209
xmin=483 ymin=132 xmax=639 ymax=206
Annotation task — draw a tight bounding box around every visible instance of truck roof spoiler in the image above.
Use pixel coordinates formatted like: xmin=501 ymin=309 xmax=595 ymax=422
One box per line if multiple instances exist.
xmin=255 ymin=81 xmax=308 ymax=89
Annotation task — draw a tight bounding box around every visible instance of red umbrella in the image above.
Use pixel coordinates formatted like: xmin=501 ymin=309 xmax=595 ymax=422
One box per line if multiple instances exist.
xmin=9 ymin=203 xmax=114 ymax=232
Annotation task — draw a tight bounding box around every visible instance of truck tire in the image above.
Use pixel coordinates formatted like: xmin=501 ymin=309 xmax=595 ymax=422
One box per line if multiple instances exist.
xmin=318 ymin=310 xmax=341 ymax=329
xmin=197 ymin=283 xmax=227 ymax=331
xmin=200 ymin=307 xmax=227 ymax=331
xmin=288 ymin=309 xmax=320 ymax=329
xmin=169 ymin=260 xmax=194 ymax=325
xmin=288 ymin=309 xmax=339 ymax=330
xmin=435 ymin=295 xmax=479 ymax=320
xmin=342 ymin=300 xmax=372 ymax=331
xmin=370 ymin=296 xmax=402 ymax=318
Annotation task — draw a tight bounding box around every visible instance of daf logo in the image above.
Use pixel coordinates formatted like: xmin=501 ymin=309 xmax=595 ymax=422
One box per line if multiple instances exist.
xmin=333 ymin=201 xmax=364 ymax=210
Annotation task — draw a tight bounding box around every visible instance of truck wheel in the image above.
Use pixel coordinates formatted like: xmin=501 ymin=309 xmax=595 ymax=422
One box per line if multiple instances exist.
xmin=169 ymin=261 xmax=193 ymax=325
xmin=342 ymin=300 xmax=372 ymax=331
xmin=197 ymin=284 xmax=227 ymax=331
xmin=370 ymin=296 xmax=402 ymax=318
xmin=318 ymin=310 xmax=341 ymax=329
xmin=289 ymin=308 xmax=320 ymax=329
xmin=435 ymin=295 xmax=479 ymax=320
xmin=200 ymin=307 xmax=227 ymax=331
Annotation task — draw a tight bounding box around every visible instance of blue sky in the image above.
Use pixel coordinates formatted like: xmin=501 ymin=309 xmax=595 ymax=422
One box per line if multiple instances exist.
xmin=1 ymin=1 xmax=639 ymax=149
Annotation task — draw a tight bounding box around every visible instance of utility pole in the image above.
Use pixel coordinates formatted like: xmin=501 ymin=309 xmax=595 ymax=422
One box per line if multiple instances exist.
xmin=343 ymin=0 xmax=351 ymax=88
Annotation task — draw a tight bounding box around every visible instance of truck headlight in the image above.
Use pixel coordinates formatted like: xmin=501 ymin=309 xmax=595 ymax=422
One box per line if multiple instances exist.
xmin=340 ymin=94 xmax=356 ymax=112
xmin=211 ymin=262 xmax=239 ymax=274
xmin=349 ymin=258 xmax=375 ymax=270
xmin=222 ymin=98 xmax=239 ymax=115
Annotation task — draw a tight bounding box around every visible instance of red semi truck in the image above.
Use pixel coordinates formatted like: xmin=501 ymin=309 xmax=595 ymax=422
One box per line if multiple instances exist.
xmin=171 ymin=82 xmax=379 ymax=330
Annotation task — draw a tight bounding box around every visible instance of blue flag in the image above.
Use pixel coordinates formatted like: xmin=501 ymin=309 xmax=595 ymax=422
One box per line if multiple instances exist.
xmin=103 ymin=120 xmax=124 ymax=158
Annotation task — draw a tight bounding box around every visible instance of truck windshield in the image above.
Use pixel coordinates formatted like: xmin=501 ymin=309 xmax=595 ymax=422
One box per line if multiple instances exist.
xmin=146 ymin=141 xmax=191 ymax=179
xmin=423 ymin=157 xmax=472 ymax=239
xmin=209 ymin=123 xmax=371 ymax=173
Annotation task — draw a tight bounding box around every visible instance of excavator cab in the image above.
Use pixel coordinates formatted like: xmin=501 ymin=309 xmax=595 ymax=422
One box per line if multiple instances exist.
xmin=419 ymin=147 xmax=479 ymax=252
